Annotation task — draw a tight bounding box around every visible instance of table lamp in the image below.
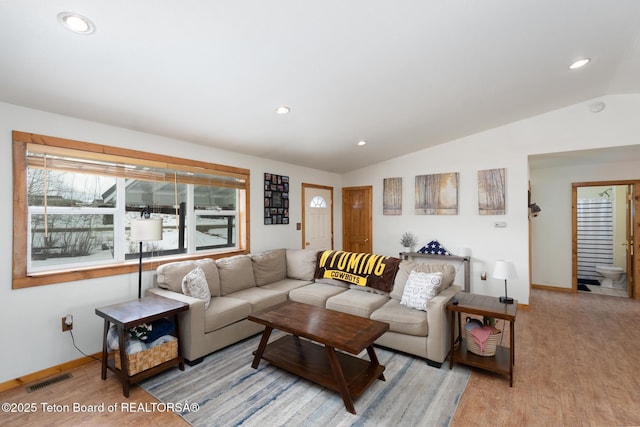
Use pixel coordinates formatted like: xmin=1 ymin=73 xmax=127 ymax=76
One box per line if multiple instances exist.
xmin=493 ymin=260 xmax=516 ymax=304
xmin=130 ymin=210 xmax=163 ymax=298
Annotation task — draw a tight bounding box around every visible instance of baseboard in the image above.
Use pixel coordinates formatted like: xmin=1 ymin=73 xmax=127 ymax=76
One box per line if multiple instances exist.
xmin=531 ymin=283 xmax=574 ymax=293
xmin=0 ymin=352 xmax=101 ymax=393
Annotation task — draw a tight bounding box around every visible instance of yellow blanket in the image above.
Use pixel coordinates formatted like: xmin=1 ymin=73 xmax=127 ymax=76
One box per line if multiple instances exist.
xmin=314 ymin=250 xmax=401 ymax=292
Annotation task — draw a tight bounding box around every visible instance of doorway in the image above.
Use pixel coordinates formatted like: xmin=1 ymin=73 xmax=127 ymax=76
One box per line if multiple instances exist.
xmin=302 ymin=183 xmax=334 ymax=251
xmin=572 ymin=181 xmax=639 ymax=299
xmin=342 ymin=186 xmax=372 ymax=253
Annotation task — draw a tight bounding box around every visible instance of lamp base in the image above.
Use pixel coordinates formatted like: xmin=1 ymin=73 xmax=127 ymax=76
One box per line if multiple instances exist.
xmin=499 ymin=296 xmax=514 ymax=304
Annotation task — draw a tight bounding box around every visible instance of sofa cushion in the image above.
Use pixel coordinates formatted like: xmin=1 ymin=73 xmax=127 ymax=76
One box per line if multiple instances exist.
xmin=229 ymin=287 xmax=287 ymax=312
xmin=371 ymin=299 xmax=428 ymax=336
xmin=194 ymin=258 xmax=221 ymax=297
xmin=260 ymin=278 xmax=313 ymax=294
xmin=289 ymin=283 xmax=347 ymax=307
xmin=251 ymin=249 xmax=287 ymax=286
xmin=285 ymin=249 xmax=318 ymax=280
xmin=217 ymin=255 xmax=256 ymax=295
xmin=391 ymin=261 xmax=455 ymax=300
xmin=326 ymin=289 xmax=388 ymax=318
xmin=181 ymin=267 xmax=212 ymax=309
xmin=204 ymin=297 xmax=252 ymax=333
xmin=157 ymin=260 xmax=198 ymax=294
xmin=399 ymin=271 xmax=443 ymax=311
xmin=156 ymin=258 xmax=220 ymax=296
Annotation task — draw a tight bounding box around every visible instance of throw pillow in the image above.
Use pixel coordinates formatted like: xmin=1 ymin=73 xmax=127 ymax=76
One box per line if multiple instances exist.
xmin=182 ymin=266 xmax=211 ymax=309
xmin=400 ymin=271 xmax=443 ymax=311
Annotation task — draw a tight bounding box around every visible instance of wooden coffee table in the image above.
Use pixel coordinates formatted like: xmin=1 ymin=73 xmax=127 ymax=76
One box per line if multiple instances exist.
xmin=248 ymin=301 xmax=389 ymax=414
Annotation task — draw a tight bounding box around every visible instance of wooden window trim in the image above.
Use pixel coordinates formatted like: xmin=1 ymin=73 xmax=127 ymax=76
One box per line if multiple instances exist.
xmin=12 ymin=131 xmax=251 ymax=289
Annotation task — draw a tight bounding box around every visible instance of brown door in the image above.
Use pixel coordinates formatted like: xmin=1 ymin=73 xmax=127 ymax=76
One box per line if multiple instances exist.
xmin=342 ymin=186 xmax=372 ymax=253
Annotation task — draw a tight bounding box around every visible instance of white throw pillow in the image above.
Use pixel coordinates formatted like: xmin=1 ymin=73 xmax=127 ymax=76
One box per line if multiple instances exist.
xmin=182 ymin=267 xmax=211 ymax=309
xmin=400 ymin=271 xmax=443 ymax=311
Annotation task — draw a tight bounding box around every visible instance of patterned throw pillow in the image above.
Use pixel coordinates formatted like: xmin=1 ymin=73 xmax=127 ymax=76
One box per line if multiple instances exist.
xmin=182 ymin=266 xmax=211 ymax=309
xmin=400 ymin=271 xmax=443 ymax=311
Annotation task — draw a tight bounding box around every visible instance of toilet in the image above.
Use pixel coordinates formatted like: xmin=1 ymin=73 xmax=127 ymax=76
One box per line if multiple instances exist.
xmin=594 ymin=265 xmax=626 ymax=288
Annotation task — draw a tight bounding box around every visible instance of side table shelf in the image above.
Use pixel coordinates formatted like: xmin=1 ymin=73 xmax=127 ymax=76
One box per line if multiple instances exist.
xmin=95 ymin=295 xmax=189 ymax=397
xmin=447 ymin=292 xmax=517 ymax=386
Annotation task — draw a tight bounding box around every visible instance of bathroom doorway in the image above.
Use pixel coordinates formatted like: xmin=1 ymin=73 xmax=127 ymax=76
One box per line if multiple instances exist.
xmin=572 ymin=181 xmax=640 ymax=299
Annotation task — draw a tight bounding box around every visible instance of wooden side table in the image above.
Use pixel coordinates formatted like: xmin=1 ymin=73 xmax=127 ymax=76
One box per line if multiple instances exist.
xmin=447 ymin=292 xmax=517 ymax=386
xmin=95 ymin=295 xmax=189 ymax=397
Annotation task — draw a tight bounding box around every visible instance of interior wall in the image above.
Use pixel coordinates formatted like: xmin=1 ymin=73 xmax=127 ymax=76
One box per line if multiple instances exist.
xmin=343 ymin=94 xmax=640 ymax=301
xmin=531 ymin=164 xmax=639 ymax=289
xmin=2 ymin=93 xmax=640 ymax=384
xmin=0 ymin=102 xmax=341 ymax=383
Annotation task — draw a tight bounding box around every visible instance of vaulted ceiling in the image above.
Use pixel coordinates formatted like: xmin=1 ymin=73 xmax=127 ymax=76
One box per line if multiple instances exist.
xmin=1 ymin=1 xmax=639 ymax=173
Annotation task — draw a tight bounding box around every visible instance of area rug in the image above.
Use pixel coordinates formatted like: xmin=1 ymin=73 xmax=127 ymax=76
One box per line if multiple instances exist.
xmin=140 ymin=332 xmax=470 ymax=427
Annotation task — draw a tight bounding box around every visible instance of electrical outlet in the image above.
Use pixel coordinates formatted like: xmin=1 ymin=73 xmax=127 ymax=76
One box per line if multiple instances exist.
xmin=62 ymin=314 xmax=73 ymax=332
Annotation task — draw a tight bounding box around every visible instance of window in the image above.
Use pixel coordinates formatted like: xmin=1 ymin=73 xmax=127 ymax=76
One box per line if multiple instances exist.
xmin=310 ymin=195 xmax=327 ymax=208
xmin=12 ymin=131 xmax=250 ymax=289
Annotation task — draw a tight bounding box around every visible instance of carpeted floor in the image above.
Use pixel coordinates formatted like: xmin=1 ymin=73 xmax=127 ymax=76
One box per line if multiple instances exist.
xmin=141 ymin=332 xmax=470 ymax=427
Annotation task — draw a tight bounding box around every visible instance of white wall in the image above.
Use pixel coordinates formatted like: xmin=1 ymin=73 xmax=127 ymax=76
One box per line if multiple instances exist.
xmin=0 ymin=102 xmax=341 ymax=383
xmin=531 ymin=161 xmax=640 ymax=289
xmin=2 ymin=93 xmax=640 ymax=384
xmin=343 ymin=94 xmax=640 ymax=303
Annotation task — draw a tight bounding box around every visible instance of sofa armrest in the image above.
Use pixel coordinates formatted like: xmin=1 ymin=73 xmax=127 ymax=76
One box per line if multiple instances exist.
xmin=426 ymin=284 xmax=460 ymax=363
xmin=145 ymin=287 xmax=206 ymax=361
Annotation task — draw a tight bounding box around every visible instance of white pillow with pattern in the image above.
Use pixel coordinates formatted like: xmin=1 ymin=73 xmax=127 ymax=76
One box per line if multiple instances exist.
xmin=400 ymin=271 xmax=443 ymax=311
xmin=182 ymin=266 xmax=211 ymax=309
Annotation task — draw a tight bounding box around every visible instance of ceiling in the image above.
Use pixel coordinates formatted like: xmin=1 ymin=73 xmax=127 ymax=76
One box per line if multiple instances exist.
xmin=529 ymin=145 xmax=640 ymax=170
xmin=1 ymin=1 xmax=640 ymax=174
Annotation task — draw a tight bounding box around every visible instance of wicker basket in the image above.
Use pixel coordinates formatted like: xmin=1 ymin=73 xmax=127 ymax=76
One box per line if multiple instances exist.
xmin=465 ymin=323 xmax=501 ymax=357
xmin=114 ymin=338 xmax=178 ymax=375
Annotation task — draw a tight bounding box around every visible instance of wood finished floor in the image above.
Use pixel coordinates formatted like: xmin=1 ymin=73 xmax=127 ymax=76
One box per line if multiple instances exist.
xmin=1 ymin=288 xmax=639 ymax=426
xmin=451 ymin=288 xmax=640 ymax=427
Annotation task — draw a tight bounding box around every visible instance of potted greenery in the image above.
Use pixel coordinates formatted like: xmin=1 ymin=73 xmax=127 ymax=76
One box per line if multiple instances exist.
xmin=400 ymin=232 xmax=417 ymax=252
xmin=483 ymin=316 xmax=496 ymax=327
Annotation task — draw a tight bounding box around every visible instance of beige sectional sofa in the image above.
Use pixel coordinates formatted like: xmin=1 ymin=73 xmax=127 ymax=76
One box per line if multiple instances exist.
xmin=146 ymin=248 xmax=460 ymax=367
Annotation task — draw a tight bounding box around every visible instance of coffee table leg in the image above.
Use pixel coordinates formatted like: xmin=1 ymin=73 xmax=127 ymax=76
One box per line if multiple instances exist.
xmin=366 ymin=345 xmax=385 ymax=381
xmin=325 ymin=345 xmax=356 ymax=414
xmin=251 ymin=327 xmax=273 ymax=369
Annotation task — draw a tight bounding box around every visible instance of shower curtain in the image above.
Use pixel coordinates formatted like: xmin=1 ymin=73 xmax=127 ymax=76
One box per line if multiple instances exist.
xmin=577 ymin=198 xmax=614 ymax=282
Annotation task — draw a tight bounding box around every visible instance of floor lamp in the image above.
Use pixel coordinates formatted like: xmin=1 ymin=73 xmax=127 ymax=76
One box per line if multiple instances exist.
xmin=130 ymin=215 xmax=163 ymax=299
xmin=493 ymin=260 xmax=517 ymax=304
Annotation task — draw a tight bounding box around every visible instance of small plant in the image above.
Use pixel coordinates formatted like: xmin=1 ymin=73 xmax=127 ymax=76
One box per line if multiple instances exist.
xmin=400 ymin=232 xmax=417 ymax=249
xmin=483 ymin=316 xmax=496 ymax=327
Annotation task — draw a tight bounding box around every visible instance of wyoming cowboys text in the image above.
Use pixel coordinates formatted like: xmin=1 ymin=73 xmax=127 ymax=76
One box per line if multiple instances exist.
xmin=318 ymin=251 xmax=389 ymax=286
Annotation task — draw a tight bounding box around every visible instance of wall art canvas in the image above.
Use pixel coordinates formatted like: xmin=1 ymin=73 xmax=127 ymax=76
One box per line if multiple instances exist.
xmin=415 ymin=172 xmax=459 ymax=215
xmin=264 ymin=173 xmax=289 ymax=224
xmin=478 ymin=168 xmax=506 ymax=215
xmin=383 ymin=177 xmax=402 ymax=215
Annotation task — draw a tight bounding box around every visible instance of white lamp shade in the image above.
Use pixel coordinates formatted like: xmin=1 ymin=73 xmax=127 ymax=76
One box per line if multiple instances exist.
xmin=130 ymin=218 xmax=163 ymax=241
xmin=493 ymin=260 xmax=517 ymax=280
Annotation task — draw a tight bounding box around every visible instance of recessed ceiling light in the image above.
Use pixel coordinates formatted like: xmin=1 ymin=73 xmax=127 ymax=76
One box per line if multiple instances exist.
xmin=569 ymin=58 xmax=590 ymax=70
xmin=275 ymin=106 xmax=291 ymax=115
xmin=357 ymin=140 xmax=367 ymax=146
xmin=57 ymin=12 xmax=95 ymax=35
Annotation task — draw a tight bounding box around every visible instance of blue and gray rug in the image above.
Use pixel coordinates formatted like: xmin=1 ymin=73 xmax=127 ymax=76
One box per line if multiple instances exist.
xmin=141 ymin=332 xmax=470 ymax=427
